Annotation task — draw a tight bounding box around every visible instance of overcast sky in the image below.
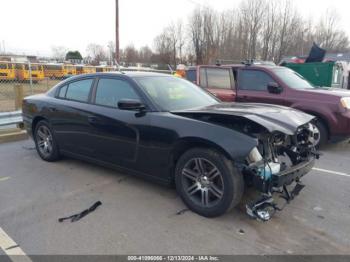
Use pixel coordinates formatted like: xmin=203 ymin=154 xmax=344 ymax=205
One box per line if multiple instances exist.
xmin=1 ymin=0 xmax=350 ymax=57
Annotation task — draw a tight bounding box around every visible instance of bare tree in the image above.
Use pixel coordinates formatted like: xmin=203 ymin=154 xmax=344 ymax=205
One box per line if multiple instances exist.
xmin=153 ymin=0 xmax=350 ymax=65
xmin=314 ymin=9 xmax=350 ymax=52
xmin=139 ymin=46 xmax=153 ymax=64
xmin=176 ymin=21 xmax=186 ymax=64
xmin=189 ymin=7 xmax=205 ymax=64
xmin=239 ymin=0 xmax=266 ymax=59
xmin=86 ymin=43 xmax=108 ymax=65
xmin=154 ymin=27 xmax=175 ymax=66
xmin=107 ymin=41 xmax=116 ymax=65
xmin=123 ymin=44 xmax=139 ymax=65
xmin=51 ymin=46 xmax=68 ymax=62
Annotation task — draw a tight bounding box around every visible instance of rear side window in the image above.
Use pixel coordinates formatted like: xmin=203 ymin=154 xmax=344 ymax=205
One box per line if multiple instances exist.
xmin=239 ymin=70 xmax=274 ymax=91
xmin=95 ymin=78 xmax=140 ymax=108
xmin=206 ymin=68 xmax=231 ymax=89
xmin=65 ymin=79 xmax=93 ymax=102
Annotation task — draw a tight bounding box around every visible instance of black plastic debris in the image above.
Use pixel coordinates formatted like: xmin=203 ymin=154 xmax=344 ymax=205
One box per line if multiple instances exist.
xmin=176 ymin=208 xmax=189 ymax=215
xmin=238 ymin=229 xmax=245 ymax=235
xmin=58 ymin=201 xmax=102 ymax=223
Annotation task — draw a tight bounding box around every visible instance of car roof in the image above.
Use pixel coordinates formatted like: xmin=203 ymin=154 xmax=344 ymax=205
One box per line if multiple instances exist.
xmin=64 ymin=71 xmax=172 ymax=81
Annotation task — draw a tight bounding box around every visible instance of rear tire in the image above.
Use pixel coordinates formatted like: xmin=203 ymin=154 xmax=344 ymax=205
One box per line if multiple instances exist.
xmin=34 ymin=120 xmax=60 ymax=162
xmin=175 ymin=148 xmax=244 ymax=218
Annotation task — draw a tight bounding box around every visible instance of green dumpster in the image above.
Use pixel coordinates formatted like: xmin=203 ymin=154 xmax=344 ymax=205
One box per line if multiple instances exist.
xmin=283 ymin=62 xmax=345 ymax=88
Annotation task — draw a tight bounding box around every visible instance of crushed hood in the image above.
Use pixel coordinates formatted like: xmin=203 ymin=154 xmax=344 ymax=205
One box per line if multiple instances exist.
xmin=172 ymin=103 xmax=315 ymax=135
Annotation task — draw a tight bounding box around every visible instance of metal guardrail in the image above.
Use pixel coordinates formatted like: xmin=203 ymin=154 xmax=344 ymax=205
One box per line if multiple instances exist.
xmin=0 ymin=110 xmax=23 ymax=127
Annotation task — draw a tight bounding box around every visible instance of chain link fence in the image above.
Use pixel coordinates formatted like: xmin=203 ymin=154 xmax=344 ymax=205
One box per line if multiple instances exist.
xmin=0 ymin=61 xmax=61 ymax=112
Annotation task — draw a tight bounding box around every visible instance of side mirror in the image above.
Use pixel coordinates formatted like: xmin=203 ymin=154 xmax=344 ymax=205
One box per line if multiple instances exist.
xmin=267 ymin=82 xmax=283 ymax=94
xmin=118 ymin=99 xmax=146 ymax=111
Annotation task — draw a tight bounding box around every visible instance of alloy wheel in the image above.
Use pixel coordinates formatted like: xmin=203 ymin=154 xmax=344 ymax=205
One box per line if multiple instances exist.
xmin=181 ymin=157 xmax=224 ymax=208
xmin=312 ymin=125 xmax=321 ymax=146
xmin=36 ymin=125 xmax=53 ymax=158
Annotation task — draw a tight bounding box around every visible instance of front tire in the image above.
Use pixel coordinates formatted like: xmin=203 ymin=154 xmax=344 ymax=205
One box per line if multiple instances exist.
xmin=313 ymin=120 xmax=328 ymax=148
xmin=34 ymin=120 xmax=60 ymax=162
xmin=175 ymin=148 xmax=244 ymax=218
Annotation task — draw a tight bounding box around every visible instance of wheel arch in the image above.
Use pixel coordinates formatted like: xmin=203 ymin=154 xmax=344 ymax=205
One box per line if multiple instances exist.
xmin=31 ymin=116 xmax=48 ymax=136
xmin=303 ymin=110 xmax=330 ymax=140
xmin=169 ymin=137 xmax=234 ymax=180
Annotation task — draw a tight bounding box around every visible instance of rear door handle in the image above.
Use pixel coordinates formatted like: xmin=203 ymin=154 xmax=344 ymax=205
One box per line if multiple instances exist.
xmin=88 ymin=116 xmax=99 ymax=124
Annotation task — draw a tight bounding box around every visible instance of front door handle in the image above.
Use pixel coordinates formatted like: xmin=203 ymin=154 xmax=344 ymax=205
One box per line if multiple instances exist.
xmin=88 ymin=116 xmax=99 ymax=124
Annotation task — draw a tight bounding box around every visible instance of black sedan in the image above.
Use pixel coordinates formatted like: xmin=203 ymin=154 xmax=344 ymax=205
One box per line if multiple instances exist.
xmin=23 ymin=72 xmax=318 ymax=220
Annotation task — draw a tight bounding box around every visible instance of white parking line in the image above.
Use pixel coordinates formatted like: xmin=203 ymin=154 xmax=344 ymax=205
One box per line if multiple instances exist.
xmin=0 ymin=227 xmax=32 ymax=262
xmin=313 ymin=167 xmax=350 ymax=178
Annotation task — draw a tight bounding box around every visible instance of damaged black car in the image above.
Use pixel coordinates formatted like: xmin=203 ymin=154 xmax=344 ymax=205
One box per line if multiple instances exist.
xmin=22 ymin=72 xmax=319 ymax=221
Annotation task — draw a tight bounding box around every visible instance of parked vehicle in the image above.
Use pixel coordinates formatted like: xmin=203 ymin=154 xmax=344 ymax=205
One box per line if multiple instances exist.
xmin=0 ymin=62 xmax=16 ymax=81
xmin=43 ymin=64 xmax=65 ymax=79
xmin=186 ymin=64 xmax=350 ymax=147
xmin=283 ymin=61 xmax=349 ymax=90
xmin=14 ymin=62 xmax=45 ymax=82
xmin=23 ymin=72 xmax=318 ymax=220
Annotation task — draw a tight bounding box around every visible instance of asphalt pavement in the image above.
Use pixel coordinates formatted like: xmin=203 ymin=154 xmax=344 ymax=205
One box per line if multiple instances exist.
xmin=0 ymin=139 xmax=349 ymax=255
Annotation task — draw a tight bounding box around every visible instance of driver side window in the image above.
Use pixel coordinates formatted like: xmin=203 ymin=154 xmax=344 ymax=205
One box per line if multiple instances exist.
xmin=239 ymin=70 xmax=274 ymax=91
xmin=94 ymin=78 xmax=140 ymax=108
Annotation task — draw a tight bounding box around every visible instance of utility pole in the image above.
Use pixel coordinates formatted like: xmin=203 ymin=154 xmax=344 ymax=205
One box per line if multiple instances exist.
xmin=115 ymin=0 xmax=120 ymax=64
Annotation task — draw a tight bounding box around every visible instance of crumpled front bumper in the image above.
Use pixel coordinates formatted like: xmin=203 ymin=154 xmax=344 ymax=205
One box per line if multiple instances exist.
xmin=246 ymin=157 xmax=316 ymax=221
xmin=272 ymin=157 xmax=316 ymax=188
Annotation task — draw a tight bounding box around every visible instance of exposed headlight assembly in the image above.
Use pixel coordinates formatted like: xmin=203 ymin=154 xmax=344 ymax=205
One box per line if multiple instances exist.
xmin=340 ymin=97 xmax=350 ymax=109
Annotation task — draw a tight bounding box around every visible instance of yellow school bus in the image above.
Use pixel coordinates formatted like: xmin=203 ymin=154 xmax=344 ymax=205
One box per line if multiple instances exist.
xmin=96 ymin=66 xmax=115 ymax=73
xmin=43 ymin=64 xmax=65 ymax=79
xmin=82 ymin=66 xmax=96 ymax=74
xmin=14 ymin=63 xmax=45 ymax=82
xmin=0 ymin=62 xmax=16 ymax=80
xmin=63 ymin=64 xmax=77 ymax=76
xmin=76 ymin=65 xmax=96 ymax=75
xmin=105 ymin=66 xmax=115 ymax=72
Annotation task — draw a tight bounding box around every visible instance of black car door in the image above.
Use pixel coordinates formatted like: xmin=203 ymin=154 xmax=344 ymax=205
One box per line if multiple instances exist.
xmin=87 ymin=76 xmax=150 ymax=168
xmin=51 ymin=77 xmax=96 ymax=157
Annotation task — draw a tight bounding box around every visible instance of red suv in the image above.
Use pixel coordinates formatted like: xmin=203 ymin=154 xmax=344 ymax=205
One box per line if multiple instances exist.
xmin=186 ymin=64 xmax=350 ymax=146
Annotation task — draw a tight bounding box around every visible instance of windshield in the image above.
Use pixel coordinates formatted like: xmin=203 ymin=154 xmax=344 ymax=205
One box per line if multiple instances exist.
xmin=136 ymin=76 xmax=219 ymax=111
xmin=273 ymin=68 xmax=315 ymax=89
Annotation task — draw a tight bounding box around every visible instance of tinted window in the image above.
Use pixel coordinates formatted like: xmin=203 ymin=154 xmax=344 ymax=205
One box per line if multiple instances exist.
xmin=58 ymin=85 xmax=67 ymax=98
xmin=15 ymin=64 xmax=23 ymax=70
xmin=239 ymin=70 xmax=274 ymax=91
xmin=206 ymin=68 xmax=231 ymax=89
xmin=186 ymin=69 xmax=196 ymax=83
xmin=95 ymin=78 xmax=140 ymax=107
xmin=66 ymin=79 xmax=93 ymax=102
